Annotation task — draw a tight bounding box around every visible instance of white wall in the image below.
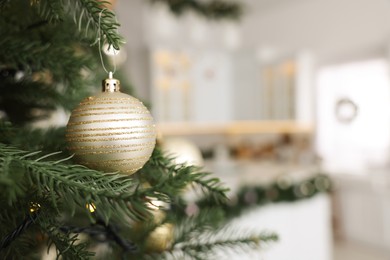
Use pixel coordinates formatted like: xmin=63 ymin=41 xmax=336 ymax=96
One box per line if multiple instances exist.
xmin=242 ymin=0 xmax=390 ymax=63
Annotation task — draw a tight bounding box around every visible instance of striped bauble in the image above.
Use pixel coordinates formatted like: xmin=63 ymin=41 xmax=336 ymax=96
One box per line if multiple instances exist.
xmin=66 ymin=75 xmax=156 ymax=175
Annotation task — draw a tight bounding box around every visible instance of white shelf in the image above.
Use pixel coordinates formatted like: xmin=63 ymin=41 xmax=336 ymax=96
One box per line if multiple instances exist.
xmin=157 ymin=120 xmax=313 ymax=136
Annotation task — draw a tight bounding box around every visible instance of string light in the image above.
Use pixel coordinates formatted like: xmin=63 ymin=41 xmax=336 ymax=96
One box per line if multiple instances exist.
xmin=29 ymin=202 xmax=41 ymax=213
xmin=86 ymin=203 xmax=96 ymax=213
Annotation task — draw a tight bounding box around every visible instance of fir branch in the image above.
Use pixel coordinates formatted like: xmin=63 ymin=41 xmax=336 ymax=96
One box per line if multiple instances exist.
xmin=146 ymin=208 xmax=277 ymax=259
xmin=0 ymin=211 xmax=39 ymax=250
xmin=191 ymin=173 xmax=229 ymax=205
xmin=0 ymin=37 xmax=50 ymax=72
xmin=0 ymin=1 xmax=104 ymax=125
xmin=0 ymin=144 xmax=229 ymax=223
xmin=0 ymin=121 xmax=67 ymax=154
xmin=0 ymin=144 xmax=149 ymax=222
xmin=43 ymin=224 xmax=94 ymax=260
xmin=0 ymin=198 xmax=45 ymax=259
xmin=0 ymin=38 xmax=98 ymax=124
xmin=164 ymin=222 xmax=277 ymax=260
xmin=172 ymin=208 xmax=225 ymax=247
xmin=0 ymin=0 xmax=9 ymax=9
xmin=28 ymin=0 xmax=123 ymax=48
xmin=179 ymin=232 xmax=277 ymax=258
xmin=0 ymin=230 xmax=41 ymax=260
xmin=34 ymin=0 xmax=64 ymax=23
xmin=0 ymin=80 xmax=63 ymax=124
xmin=71 ymin=0 xmax=124 ymax=49
xmin=170 ymin=214 xmax=278 ymax=260
xmin=60 ymin=218 xmax=138 ymax=253
xmin=140 ymin=148 xmax=229 ymax=205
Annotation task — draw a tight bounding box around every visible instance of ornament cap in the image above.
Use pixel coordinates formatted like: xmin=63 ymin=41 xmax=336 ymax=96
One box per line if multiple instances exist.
xmin=102 ymin=73 xmax=120 ymax=92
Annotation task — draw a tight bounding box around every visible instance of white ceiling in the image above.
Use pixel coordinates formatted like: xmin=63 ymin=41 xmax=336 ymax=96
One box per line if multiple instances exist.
xmin=243 ymin=0 xmax=310 ymax=11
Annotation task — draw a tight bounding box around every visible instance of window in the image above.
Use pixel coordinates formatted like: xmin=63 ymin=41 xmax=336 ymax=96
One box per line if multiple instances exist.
xmin=316 ymin=59 xmax=390 ymax=173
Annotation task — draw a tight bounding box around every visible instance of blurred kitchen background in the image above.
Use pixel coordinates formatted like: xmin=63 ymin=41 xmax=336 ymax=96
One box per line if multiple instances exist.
xmin=113 ymin=0 xmax=390 ymax=259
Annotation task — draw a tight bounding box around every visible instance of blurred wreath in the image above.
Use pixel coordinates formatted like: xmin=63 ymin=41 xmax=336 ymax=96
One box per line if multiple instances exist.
xmin=335 ymin=98 xmax=358 ymax=124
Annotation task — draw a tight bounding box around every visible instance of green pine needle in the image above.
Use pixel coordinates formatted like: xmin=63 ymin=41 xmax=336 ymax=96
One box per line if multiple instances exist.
xmin=140 ymin=148 xmax=229 ymax=205
xmin=72 ymin=0 xmax=124 ymax=49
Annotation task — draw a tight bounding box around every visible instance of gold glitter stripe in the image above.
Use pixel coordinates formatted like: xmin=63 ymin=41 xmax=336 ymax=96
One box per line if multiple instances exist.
xmin=82 ymin=161 xmax=147 ymax=167
xmin=79 ymin=156 xmax=150 ymax=164
xmin=78 ymin=163 xmax=141 ymax=173
xmin=70 ymin=111 xmax=150 ymax=118
xmin=66 ymin=130 xmax=156 ymax=138
xmin=122 ymin=167 xmax=142 ymax=174
xmin=66 ymin=125 xmax=155 ymax=133
xmin=73 ymin=145 xmax=155 ymax=155
xmin=80 ymin=101 xmax=143 ymax=106
xmin=66 ymin=134 xmax=156 ymax=142
xmin=118 ymin=167 xmax=144 ymax=173
xmin=72 ymin=106 xmax=146 ymax=112
xmin=67 ymin=141 xmax=156 ymax=151
xmin=67 ymin=118 xmax=153 ymax=126
xmin=88 ymin=97 xmax=138 ymax=101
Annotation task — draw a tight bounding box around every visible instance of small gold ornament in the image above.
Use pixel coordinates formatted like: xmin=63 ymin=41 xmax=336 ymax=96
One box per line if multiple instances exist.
xmin=144 ymin=198 xmax=174 ymax=253
xmin=145 ymin=223 xmax=174 ymax=253
xmin=132 ymin=195 xmax=174 ymax=253
xmin=66 ymin=73 xmax=156 ymax=175
xmin=160 ymin=137 xmax=204 ymax=166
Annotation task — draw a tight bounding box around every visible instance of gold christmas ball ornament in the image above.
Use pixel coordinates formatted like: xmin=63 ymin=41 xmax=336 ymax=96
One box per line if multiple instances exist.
xmin=160 ymin=137 xmax=204 ymax=166
xmin=66 ymin=73 xmax=156 ymax=175
xmin=145 ymin=223 xmax=174 ymax=253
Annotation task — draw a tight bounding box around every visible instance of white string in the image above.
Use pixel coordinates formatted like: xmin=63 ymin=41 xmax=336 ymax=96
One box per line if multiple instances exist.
xmin=96 ymin=8 xmax=117 ymax=76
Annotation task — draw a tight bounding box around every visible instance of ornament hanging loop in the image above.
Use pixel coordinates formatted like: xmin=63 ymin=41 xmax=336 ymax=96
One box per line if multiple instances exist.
xmin=95 ymin=8 xmax=117 ymax=77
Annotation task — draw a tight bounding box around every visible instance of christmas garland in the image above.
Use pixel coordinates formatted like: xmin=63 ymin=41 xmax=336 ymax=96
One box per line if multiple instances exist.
xmin=193 ymin=173 xmax=332 ymax=219
xmin=148 ymin=0 xmax=243 ymax=20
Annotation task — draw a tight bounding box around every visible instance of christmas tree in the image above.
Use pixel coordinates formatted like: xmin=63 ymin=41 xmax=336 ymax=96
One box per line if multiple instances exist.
xmin=0 ymin=0 xmax=277 ymax=259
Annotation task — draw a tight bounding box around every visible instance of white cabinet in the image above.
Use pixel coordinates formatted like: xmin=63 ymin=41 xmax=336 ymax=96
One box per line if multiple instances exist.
xmin=151 ymin=48 xmax=315 ymax=127
xmin=150 ymin=48 xmax=233 ymax=123
xmin=333 ymin=173 xmax=390 ymax=251
xmin=208 ymin=160 xmax=332 ymax=260
xmin=221 ymin=195 xmax=332 ymax=260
